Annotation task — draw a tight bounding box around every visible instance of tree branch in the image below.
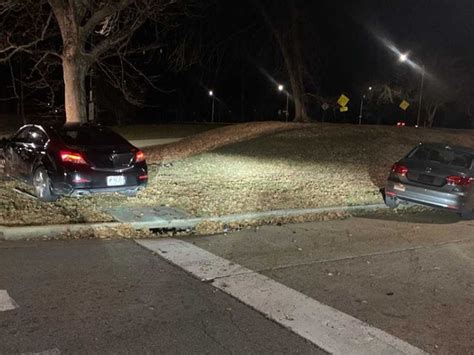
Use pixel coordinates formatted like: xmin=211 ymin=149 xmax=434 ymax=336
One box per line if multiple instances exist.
xmin=81 ymin=0 xmax=134 ymax=37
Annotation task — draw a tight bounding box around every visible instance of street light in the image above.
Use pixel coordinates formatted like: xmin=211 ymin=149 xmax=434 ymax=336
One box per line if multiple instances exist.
xmin=358 ymin=86 xmax=373 ymax=125
xmin=399 ymin=53 xmax=425 ymax=127
xmin=278 ymin=84 xmax=289 ymax=122
xmin=209 ymin=90 xmax=215 ymax=123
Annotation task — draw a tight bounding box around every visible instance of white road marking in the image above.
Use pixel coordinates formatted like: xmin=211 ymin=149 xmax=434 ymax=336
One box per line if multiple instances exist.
xmin=136 ymin=239 xmax=426 ymax=355
xmin=0 ymin=290 xmax=19 ymax=311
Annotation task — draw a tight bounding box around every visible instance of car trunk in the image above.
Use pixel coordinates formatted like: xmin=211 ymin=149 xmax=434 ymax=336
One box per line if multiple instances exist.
xmin=57 ymin=126 xmax=136 ymax=171
xmin=403 ymin=160 xmax=470 ymax=192
xmin=82 ymin=146 xmax=135 ymax=170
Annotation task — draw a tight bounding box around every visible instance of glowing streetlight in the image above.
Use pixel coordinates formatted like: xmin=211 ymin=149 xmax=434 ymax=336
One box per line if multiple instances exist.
xmin=399 ymin=53 xmax=408 ymax=62
xmin=277 ymin=84 xmax=289 ymax=122
xmin=209 ymin=90 xmax=215 ymax=122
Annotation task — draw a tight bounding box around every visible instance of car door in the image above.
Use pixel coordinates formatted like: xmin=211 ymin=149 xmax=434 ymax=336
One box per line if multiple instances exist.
xmin=4 ymin=127 xmax=31 ymax=179
xmin=22 ymin=127 xmax=49 ymax=179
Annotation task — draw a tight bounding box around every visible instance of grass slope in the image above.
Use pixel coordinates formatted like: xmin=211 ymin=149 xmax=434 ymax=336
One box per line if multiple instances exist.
xmin=0 ymin=123 xmax=472 ymax=226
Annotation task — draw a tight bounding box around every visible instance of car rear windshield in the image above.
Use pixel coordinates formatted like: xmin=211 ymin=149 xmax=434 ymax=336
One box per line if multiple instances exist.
xmin=57 ymin=126 xmax=129 ymax=146
xmin=408 ymin=145 xmax=473 ymax=169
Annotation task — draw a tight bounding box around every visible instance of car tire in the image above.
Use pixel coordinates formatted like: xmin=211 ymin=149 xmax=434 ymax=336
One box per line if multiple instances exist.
xmin=459 ymin=209 xmax=473 ymax=220
xmin=33 ymin=167 xmax=59 ymax=202
xmin=385 ymin=195 xmax=399 ymax=209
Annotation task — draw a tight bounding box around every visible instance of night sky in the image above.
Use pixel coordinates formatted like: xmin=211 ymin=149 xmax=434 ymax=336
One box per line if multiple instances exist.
xmin=1 ymin=0 xmax=473 ymax=127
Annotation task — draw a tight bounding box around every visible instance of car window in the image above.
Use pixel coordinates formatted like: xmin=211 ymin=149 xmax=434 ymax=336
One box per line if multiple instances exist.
xmin=409 ymin=146 xmax=473 ymax=169
xmin=57 ymin=126 xmax=129 ymax=146
xmin=13 ymin=127 xmax=31 ymax=143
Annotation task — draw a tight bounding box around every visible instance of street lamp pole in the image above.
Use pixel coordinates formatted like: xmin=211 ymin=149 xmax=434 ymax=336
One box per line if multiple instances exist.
xmin=209 ymin=90 xmax=215 ymax=123
xmin=358 ymin=86 xmax=372 ymax=125
xmin=278 ymin=84 xmax=289 ymax=122
xmin=417 ymin=65 xmax=425 ymax=127
xmin=358 ymin=96 xmax=364 ymax=125
xmin=399 ymin=53 xmax=425 ymax=127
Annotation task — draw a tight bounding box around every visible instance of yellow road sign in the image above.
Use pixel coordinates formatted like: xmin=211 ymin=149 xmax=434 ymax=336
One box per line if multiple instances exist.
xmin=337 ymin=94 xmax=350 ymax=107
xmin=340 ymin=106 xmax=348 ymax=112
xmin=399 ymin=100 xmax=410 ymax=111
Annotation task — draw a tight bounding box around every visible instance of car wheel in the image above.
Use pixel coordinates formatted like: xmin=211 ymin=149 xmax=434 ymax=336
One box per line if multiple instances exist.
xmin=33 ymin=167 xmax=58 ymax=202
xmin=385 ymin=195 xmax=399 ymax=209
xmin=459 ymin=209 xmax=473 ymax=220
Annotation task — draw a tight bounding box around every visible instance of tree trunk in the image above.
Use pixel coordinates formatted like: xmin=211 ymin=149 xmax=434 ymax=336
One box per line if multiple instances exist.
xmin=258 ymin=0 xmax=309 ymax=123
xmin=62 ymin=55 xmax=87 ymax=124
xmin=289 ymin=3 xmax=309 ymax=123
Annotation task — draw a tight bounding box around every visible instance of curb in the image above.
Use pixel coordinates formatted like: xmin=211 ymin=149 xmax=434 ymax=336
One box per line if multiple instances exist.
xmin=0 ymin=203 xmax=387 ymax=241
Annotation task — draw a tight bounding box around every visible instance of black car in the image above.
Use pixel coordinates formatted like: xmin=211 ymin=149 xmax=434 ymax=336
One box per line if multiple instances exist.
xmin=0 ymin=123 xmax=148 ymax=201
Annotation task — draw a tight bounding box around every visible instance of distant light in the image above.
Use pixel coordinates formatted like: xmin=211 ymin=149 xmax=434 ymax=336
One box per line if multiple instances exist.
xmin=415 ymin=125 xmax=419 ymax=128
xmin=278 ymin=84 xmax=284 ymax=91
xmin=399 ymin=53 xmax=408 ymax=62
xmin=368 ymin=86 xmax=373 ymax=91
xmin=209 ymin=90 xmax=214 ymax=96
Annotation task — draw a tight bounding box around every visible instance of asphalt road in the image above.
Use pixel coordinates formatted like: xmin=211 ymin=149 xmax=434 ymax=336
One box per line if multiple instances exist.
xmin=190 ymin=209 xmax=474 ymax=354
xmin=0 ymin=239 xmax=321 ymax=354
xmin=1 ymin=209 xmax=473 ymax=354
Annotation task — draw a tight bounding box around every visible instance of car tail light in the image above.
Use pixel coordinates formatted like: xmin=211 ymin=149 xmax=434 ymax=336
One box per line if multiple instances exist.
xmin=60 ymin=150 xmax=88 ymax=165
xmin=391 ymin=163 xmax=408 ymax=176
xmin=135 ymin=150 xmax=145 ymax=163
xmin=446 ymin=175 xmax=473 ymax=186
xmin=138 ymin=174 xmax=148 ymax=180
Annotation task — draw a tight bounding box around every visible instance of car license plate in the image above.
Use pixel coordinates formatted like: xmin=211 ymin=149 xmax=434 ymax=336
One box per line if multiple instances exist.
xmin=394 ymin=183 xmax=405 ymax=192
xmin=418 ymin=174 xmax=434 ymax=184
xmin=107 ymin=175 xmax=125 ymax=186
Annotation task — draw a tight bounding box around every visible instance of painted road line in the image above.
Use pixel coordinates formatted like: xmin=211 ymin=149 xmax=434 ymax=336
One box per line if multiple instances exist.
xmin=0 ymin=290 xmax=19 ymax=311
xmin=136 ymin=239 xmax=426 ymax=355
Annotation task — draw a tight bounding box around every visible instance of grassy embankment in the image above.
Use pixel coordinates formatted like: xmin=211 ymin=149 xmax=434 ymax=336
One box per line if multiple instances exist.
xmin=0 ymin=122 xmax=472 ymax=226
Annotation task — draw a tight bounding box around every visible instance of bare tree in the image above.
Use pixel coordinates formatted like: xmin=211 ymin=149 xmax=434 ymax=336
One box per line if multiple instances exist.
xmin=257 ymin=0 xmax=310 ymax=122
xmin=0 ymin=0 xmax=194 ymax=123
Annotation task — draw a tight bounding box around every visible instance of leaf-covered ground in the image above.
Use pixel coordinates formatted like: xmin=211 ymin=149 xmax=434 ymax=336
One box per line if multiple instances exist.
xmin=0 ymin=123 xmax=472 ymax=226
